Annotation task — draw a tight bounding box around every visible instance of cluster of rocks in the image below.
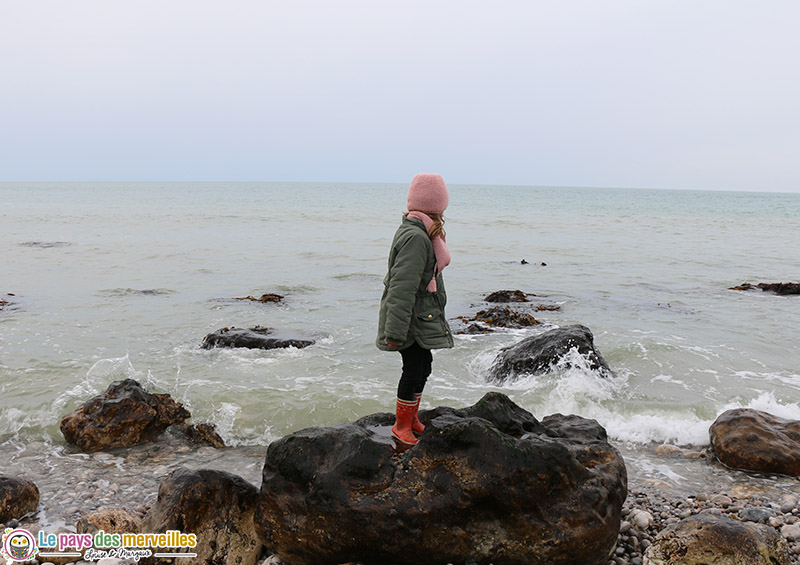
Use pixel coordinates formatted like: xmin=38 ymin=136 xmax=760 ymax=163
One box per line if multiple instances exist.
xmin=457 ymin=290 xmax=560 ymax=333
xmin=60 ymin=378 xmax=225 ymax=453
xmin=6 ymin=284 xmax=800 ymax=564
xmin=606 ymin=487 xmax=799 ymax=565
xmin=5 ymin=387 xmax=800 ymax=564
xmin=729 ymin=281 xmax=800 ymax=295
xmin=4 ymin=393 xmax=630 ymax=565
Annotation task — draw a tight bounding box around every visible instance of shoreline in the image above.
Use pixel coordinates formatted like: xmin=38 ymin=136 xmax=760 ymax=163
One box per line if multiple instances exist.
xmin=3 ymin=430 xmax=800 ymax=564
xmin=4 ymin=474 xmax=799 ymax=565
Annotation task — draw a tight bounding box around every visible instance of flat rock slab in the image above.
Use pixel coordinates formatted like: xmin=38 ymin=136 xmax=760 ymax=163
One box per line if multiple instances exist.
xmin=643 ymin=512 xmax=790 ymax=565
xmin=0 ymin=475 xmax=39 ymax=522
xmin=489 ymin=324 xmax=612 ymax=383
xmin=201 ymin=327 xmax=314 ymax=350
xmin=255 ymin=392 xmax=627 ymax=565
xmin=61 ymin=379 xmax=190 ymax=453
xmin=729 ymin=282 xmax=800 ymax=295
xmin=710 ymin=408 xmax=800 ymax=476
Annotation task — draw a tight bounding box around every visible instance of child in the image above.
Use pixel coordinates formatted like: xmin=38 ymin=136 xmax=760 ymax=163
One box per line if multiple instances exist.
xmin=376 ymin=173 xmax=454 ymax=448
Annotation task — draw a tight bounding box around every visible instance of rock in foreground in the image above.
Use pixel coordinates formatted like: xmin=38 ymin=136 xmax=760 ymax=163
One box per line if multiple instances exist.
xmin=710 ymin=408 xmax=800 ymax=476
xmin=489 ymin=324 xmax=612 ymax=383
xmin=0 ymin=475 xmax=39 ymax=522
xmin=643 ymin=512 xmax=790 ymax=565
xmin=201 ymin=327 xmax=314 ymax=350
xmin=61 ymin=379 xmax=190 ymax=453
xmin=143 ymin=468 xmax=262 ymax=565
xmin=255 ymin=392 xmax=627 ymax=565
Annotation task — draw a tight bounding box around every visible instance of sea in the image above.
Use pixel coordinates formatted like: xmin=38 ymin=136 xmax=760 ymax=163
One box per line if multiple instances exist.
xmin=1 ymin=182 xmax=799 ymax=529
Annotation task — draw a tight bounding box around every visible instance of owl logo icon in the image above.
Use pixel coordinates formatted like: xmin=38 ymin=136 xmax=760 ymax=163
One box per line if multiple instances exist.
xmin=1 ymin=528 xmax=37 ymax=562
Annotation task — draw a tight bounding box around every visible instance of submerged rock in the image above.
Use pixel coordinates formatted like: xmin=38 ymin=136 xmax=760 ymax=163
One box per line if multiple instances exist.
xmin=489 ymin=324 xmax=612 ymax=383
xmin=60 ymin=379 xmax=191 ymax=453
xmin=643 ymin=512 xmax=790 ymax=565
xmin=484 ymin=289 xmax=532 ymax=302
xmin=458 ymin=305 xmax=540 ymax=332
xmin=0 ymin=476 xmax=39 ymax=522
xmin=0 ymin=293 xmax=16 ymax=311
xmin=709 ymin=408 xmax=800 ymax=476
xmin=201 ymin=326 xmax=314 ymax=350
xmin=142 ymin=468 xmax=262 ymax=565
xmin=729 ymin=282 xmax=800 ymax=295
xmin=255 ymin=392 xmax=627 ymax=565
xmin=235 ymin=293 xmax=284 ymax=303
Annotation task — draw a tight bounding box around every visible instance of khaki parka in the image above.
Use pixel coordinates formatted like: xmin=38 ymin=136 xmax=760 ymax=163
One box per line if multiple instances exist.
xmin=376 ymin=217 xmax=454 ymax=351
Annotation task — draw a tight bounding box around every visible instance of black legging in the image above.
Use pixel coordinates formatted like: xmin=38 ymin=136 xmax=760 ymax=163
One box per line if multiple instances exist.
xmin=397 ymin=341 xmax=433 ymax=401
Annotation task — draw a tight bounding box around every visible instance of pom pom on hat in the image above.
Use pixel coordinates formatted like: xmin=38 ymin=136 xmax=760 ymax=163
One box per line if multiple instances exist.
xmin=407 ymin=173 xmax=449 ymax=214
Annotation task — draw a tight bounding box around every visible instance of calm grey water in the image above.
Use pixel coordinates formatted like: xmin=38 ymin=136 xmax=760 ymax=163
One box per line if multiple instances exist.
xmin=2 ymin=182 xmax=800 ymax=525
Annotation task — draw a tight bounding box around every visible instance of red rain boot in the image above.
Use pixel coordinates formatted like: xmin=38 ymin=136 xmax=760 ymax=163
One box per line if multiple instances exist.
xmin=412 ymin=393 xmax=425 ymax=436
xmin=391 ymin=398 xmax=418 ymax=448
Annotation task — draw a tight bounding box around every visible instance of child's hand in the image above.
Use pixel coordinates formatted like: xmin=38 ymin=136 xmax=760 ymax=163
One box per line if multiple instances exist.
xmin=385 ymin=340 xmax=400 ymax=349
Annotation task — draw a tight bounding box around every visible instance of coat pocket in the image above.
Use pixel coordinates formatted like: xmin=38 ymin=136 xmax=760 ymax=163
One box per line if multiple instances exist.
xmin=413 ymin=308 xmax=447 ymax=342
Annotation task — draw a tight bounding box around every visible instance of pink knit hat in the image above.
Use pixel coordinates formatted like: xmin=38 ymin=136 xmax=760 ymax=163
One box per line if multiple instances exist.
xmin=407 ymin=173 xmax=449 ymax=214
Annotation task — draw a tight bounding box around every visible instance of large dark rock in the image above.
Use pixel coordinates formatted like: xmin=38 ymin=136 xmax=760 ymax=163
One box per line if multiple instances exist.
xmin=142 ymin=468 xmax=262 ymax=565
xmin=489 ymin=324 xmax=612 ymax=383
xmin=643 ymin=512 xmax=790 ymax=565
xmin=201 ymin=327 xmax=314 ymax=350
xmin=255 ymin=392 xmax=627 ymax=565
xmin=0 ymin=476 xmax=39 ymax=522
xmin=709 ymin=408 xmax=800 ymax=476
xmin=60 ymin=379 xmax=191 ymax=453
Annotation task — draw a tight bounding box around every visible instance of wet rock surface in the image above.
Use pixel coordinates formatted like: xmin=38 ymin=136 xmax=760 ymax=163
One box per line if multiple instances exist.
xmin=456 ymin=290 xmax=560 ymax=333
xmin=201 ymin=326 xmax=314 ymax=350
xmin=0 ymin=293 xmax=17 ymax=311
xmin=458 ymin=305 xmax=540 ymax=331
xmin=0 ymin=475 xmax=39 ymax=522
xmin=643 ymin=512 xmax=790 ymax=564
xmin=710 ymin=408 xmax=800 ymax=476
xmin=484 ymin=289 xmax=532 ymax=302
xmin=142 ymin=467 xmax=262 ymax=565
xmin=255 ymin=392 xmax=627 ymax=565
xmin=183 ymin=422 xmax=226 ymax=448
xmin=489 ymin=324 xmax=613 ymax=383
xmin=60 ymin=379 xmax=191 ymax=453
xmin=236 ymin=293 xmax=284 ymax=303
xmin=729 ymin=282 xmax=800 ymax=295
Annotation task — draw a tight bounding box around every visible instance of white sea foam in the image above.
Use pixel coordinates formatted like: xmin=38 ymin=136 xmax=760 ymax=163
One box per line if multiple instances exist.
xmin=723 ymin=390 xmax=800 ymax=420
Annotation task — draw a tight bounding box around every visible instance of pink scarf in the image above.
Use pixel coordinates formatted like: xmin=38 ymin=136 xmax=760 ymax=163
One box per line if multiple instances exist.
xmin=407 ymin=211 xmax=451 ymax=292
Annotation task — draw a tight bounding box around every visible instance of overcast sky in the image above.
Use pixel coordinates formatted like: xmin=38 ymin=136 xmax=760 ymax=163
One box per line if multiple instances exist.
xmin=1 ymin=1 xmax=798 ymax=191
